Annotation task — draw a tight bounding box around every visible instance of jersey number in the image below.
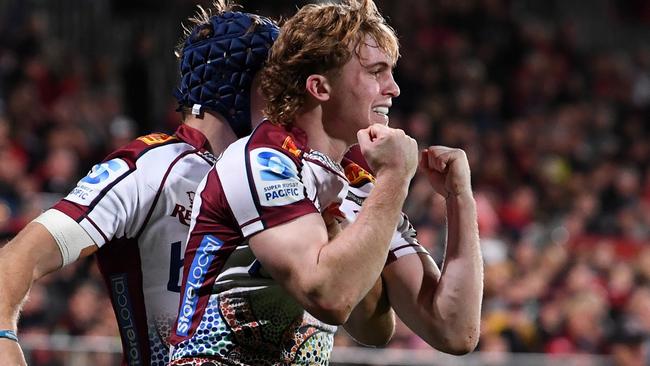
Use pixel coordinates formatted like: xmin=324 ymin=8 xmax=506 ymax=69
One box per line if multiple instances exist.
xmin=167 ymin=241 xmax=183 ymax=293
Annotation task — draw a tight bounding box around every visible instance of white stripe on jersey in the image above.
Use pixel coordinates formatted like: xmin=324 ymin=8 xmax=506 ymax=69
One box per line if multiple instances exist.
xmin=79 ymin=216 xmax=108 ymax=246
xmin=216 ymin=137 xmax=264 ymax=236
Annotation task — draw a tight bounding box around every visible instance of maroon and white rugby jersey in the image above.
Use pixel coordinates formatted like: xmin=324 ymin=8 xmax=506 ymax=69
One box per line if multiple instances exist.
xmin=341 ymin=145 xmax=429 ymax=265
xmin=169 ymin=121 xmax=348 ymax=365
xmin=52 ymin=124 xmax=215 ymax=366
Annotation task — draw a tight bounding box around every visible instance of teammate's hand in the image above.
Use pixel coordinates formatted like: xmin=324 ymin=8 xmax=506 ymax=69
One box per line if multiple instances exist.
xmin=357 ymin=124 xmax=418 ymax=181
xmin=419 ymin=146 xmax=472 ymax=198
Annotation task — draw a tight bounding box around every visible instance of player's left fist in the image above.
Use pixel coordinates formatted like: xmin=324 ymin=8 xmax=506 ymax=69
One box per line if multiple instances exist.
xmin=419 ymin=146 xmax=472 ymax=199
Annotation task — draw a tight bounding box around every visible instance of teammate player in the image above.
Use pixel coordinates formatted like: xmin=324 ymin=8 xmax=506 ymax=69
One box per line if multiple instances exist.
xmin=168 ymin=0 xmax=482 ymax=364
xmin=0 ymin=3 xmax=279 ymax=365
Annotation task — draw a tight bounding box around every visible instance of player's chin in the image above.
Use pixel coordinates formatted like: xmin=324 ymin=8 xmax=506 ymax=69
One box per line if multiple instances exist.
xmin=370 ymin=113 xmax=389 ymax=126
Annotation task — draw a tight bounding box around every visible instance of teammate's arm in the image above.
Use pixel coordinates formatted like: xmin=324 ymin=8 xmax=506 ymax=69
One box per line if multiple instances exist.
xmin=382 ymin=146 xmax=482 ymax=355
xmin=0 ymin=217 xmax=97 ymax=365
xmin=249 ymin=125 xmax=418 ymax=325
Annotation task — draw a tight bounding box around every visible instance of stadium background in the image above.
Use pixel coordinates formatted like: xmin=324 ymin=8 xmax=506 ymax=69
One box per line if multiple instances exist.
xmin=0 ymin=0 xmax=649 ymax=365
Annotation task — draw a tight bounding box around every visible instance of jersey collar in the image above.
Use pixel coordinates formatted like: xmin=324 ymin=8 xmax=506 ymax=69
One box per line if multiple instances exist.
xmin=175 ymin=123 xmax=211 ymax=152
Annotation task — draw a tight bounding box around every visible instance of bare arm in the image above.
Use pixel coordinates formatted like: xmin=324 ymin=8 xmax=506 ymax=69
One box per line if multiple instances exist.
xmin=343 ymin=277 xmax=394 ymax=346
xmin=250 ymin=125 xmax=418 ymax=325
xmin=383 ymin=147 xmax=483 ymax=355
xmin=250 ymin=175 xmax=406 ymax=325
xmin=0 ymin=220 xmax=97 ymax=364
xmin=322 ymin=205 xmax=395 ymax=346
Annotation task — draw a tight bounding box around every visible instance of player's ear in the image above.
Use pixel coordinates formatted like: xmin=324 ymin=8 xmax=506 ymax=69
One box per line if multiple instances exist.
xmin=305 ymin=74 xmax=331 ymax=102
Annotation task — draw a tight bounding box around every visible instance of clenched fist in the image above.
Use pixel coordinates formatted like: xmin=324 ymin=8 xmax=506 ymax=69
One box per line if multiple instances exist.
xmin=357 ymin=124 xmax=418 ymax=182
xmin=419 ymin=146 xmax=472 ymax=198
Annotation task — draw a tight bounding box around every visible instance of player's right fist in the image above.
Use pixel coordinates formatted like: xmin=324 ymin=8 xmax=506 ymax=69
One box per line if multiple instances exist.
xmin=419 ymin=146 xmax=472 ymax=199
xmin=357 ymin=124 xmax=418 ymax=181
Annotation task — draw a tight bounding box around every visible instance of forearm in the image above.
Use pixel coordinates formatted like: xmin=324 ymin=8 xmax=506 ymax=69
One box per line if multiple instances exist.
xmin=0 ymin=221 xmax=74 ymax=329
xmin=343 ymin=277 xmax=394 ymax=346
xmin=0 ymin=221 xmax=88 ymax=364
xmin=0 ymin=338 xmax=26 ymax=366
xmin=311 ymin=174 xmax=408 ymax=317
xmin=433 ymin=192 xmax=482 ymax=349
xmin=0 ymin=228 xmax=43 ymax=330
xmin=0 ymin=226 xmax=50 ymax=366
xmin=0 ymin=254 xmax=30 ymax=366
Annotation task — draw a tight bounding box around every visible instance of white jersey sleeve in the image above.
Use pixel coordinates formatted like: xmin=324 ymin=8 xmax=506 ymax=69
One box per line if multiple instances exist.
xmin=52 ymin=135 xmax=197 ymax=249
xmin=53 ymin=157 xmax=153 ymax=247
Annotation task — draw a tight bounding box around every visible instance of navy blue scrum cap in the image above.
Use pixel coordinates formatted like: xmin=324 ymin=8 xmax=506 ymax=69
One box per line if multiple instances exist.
xmin=175 ymin=11 xmax=279 ymax=137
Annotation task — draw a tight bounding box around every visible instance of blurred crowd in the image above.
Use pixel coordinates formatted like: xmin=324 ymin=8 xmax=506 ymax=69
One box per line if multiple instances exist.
xmin=0 ymin=0 xmax=649 ymax=365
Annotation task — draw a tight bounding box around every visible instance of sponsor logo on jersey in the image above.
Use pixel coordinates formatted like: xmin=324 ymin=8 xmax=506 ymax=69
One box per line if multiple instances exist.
xmin=250 ymin=148 xmax=304 ymax=207
xmin=345 ymin=190 xmax=366 ymax=207
xmin=110 ymin=274 xmax=142 ymax=365
xmin=81 ymin=160 xmax=125 ymax=185
xmin=137 ymin=133 xmax=176 ymax=145
xmin=66 ymin=158 xmax=130 ymax=206
xmin=344 ymin=162 xmax=375 ymax=186
xmin=176 ymin=235 xmax=223 ymax=337
xmin=256 ymin=150 xmax=297 ymax=181
xmin=170 ymin=191 xmax=195 ymax=226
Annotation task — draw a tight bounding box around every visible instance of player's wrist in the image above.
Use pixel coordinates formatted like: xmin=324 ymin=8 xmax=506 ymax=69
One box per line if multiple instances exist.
xmin=444 ymin=190 xmax=471 ymax=199
xmin=374 ymin=175 xmax=410 ymax=199
xmin=442 ymin=179 xmax=472 ymax=199
xmin=374 ymin=170 xmax=411 ymax=188
xmin=0 ymin=318 xmax=16 ymax=330
xmin=444 ymin=190 xmax=476 ymax=213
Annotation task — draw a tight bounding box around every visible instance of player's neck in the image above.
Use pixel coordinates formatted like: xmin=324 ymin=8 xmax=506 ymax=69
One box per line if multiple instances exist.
xmin=294 ymin=110 xmax=348 ymax=163
xmin=184 ymin=114 xmax=238 ymax=155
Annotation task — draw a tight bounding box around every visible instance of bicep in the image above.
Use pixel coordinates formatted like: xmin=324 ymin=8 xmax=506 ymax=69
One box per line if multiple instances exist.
xmin=382 ymin=253 xmax=441 ymax=334
xmin=31 ymin=209 xmax=98 ymax=271
xmin=248 ymin=213 xmax=328 ymax=292
xmin=2 ymin=221 xmax=95 ymax=281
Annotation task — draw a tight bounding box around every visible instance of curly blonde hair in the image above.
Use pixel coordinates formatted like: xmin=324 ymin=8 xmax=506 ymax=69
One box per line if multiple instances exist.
xmin=260 ymin=0 xmax=399 ymax=126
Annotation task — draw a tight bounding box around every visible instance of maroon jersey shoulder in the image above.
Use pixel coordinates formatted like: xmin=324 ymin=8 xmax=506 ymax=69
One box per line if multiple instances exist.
xmin=247 ymin=121 xmax=308 ymax=161
xmin=103 ymin=132 xmax=181 ymax=166
xmin=342 ymin=146 xmax=375 ymax=188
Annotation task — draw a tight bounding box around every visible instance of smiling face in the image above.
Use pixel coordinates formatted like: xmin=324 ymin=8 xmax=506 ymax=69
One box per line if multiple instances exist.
xmin=323 ymin=34 xmax=400 ymax=145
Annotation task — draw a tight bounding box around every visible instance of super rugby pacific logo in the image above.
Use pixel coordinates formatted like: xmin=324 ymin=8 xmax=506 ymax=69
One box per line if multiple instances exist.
xmin=81 ymin=159 xmax=126 ymax=185
xmin=250 ymin=148 xmax=304 ymax=207
xmin=256 ymin=150 xmax=298 ymax=181
xmin=66 ymin=158 xmax=130 ymax=205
